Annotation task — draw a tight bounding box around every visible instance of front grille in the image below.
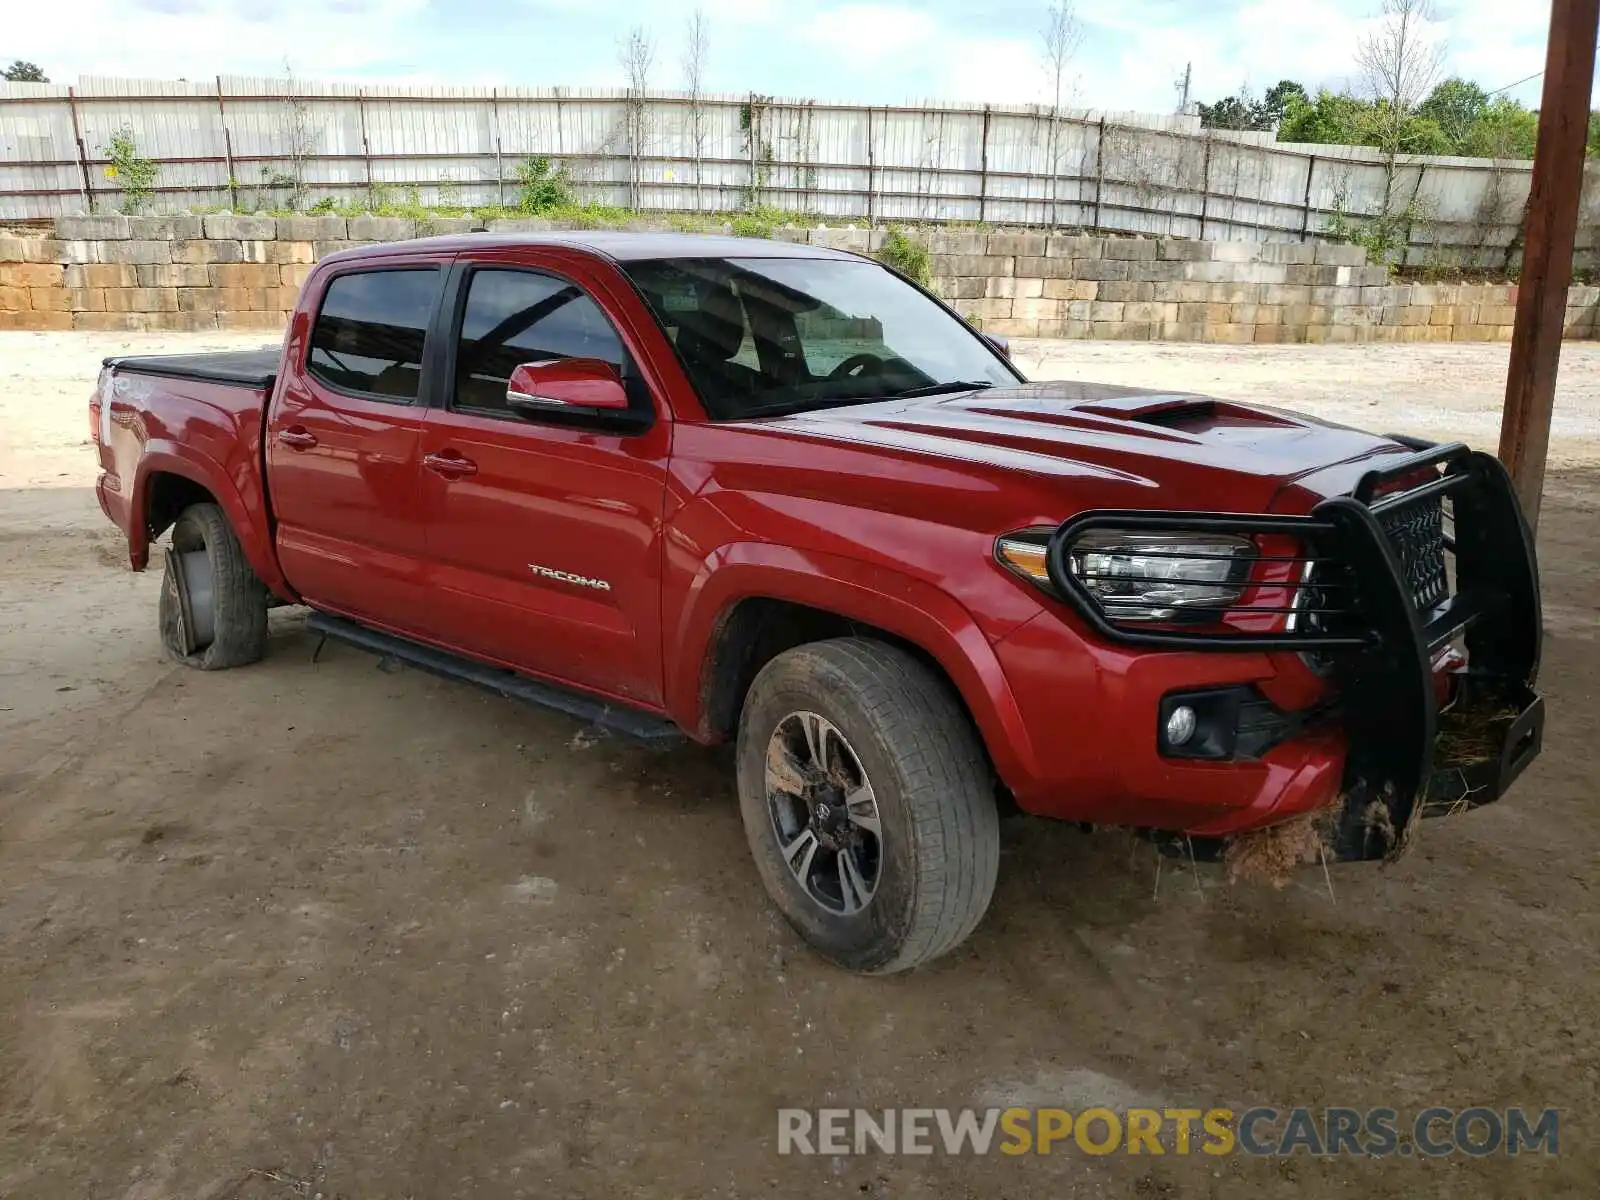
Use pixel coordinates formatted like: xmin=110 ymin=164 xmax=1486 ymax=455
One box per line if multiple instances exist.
xmin=1043 ymin=443 xmax=1518 ymax=658
xmin=1377 ymin=493 xmax=1449 ymax=611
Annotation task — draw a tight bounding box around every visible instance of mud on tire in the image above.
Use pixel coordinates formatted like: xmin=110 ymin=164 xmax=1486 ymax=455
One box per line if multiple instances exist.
xmin=159 ymin=502 xmax=269 ymax=670
xmin=735 ymin=638 xmax=999 ymax=974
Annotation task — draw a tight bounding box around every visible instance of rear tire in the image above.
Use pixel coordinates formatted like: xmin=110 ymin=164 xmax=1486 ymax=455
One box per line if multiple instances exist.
xmin=159 ymin=502 xmax=269 ymax=670
xmin=735 ymin=638 xmax=999 ymax=974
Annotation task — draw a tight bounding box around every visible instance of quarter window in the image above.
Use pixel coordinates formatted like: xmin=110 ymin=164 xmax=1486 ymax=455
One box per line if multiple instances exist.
xmin=453 ymin=269 xmax=625 ymax=415
xmin=307 ymin=268 xmax=440 ymax=401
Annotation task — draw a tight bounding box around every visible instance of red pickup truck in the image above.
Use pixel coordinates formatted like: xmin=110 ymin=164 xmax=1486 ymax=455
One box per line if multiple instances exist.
xmin=92 ymin=232 xmax=1545 ymax=973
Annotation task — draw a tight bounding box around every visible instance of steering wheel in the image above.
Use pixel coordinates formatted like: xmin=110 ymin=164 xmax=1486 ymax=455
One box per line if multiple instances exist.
xmin=827 ymin=352 xmax=887 ymax=381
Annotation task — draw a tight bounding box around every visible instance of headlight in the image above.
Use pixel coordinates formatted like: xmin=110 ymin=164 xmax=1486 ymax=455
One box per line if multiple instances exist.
xmin=1069 ymin=531 xmax=1255 ymax=621
xmin=997 ymin=527 xmax=1257 ymax=621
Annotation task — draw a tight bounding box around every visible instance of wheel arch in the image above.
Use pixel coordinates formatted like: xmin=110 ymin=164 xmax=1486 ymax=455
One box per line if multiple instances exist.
xmin=669 ymin=543 xmax=1040 ymax=788
xmin=144 ymin=471 xmax=217 ymax=545
xmin=131 ymin=444 xmax=291 ymax=597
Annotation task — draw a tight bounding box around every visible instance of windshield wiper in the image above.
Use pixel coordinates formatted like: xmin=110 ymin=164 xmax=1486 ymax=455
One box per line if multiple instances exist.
xmin=890 ymin=380 xmax=997 ymax=400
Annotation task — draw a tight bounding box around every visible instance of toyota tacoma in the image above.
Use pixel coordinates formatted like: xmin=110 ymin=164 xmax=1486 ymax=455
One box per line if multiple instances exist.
xmin=91 ymin=232 xmax=1545 ymax=973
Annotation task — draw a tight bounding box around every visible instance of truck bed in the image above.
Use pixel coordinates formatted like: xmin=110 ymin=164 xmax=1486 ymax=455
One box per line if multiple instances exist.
xmin=94 ymin=348 xmax=281 ymax=577
xmin=104 ymin=348 xmax=281 ymax=390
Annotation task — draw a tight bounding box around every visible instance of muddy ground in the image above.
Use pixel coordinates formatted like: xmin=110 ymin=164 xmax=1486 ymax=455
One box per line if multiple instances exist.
xmin=1 ymin=333 xmax=1597 ymax=1198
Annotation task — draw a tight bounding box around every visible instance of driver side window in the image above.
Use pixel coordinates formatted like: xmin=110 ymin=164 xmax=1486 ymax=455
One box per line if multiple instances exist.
xmin=453 ymin=268 xmax=624 ymax=417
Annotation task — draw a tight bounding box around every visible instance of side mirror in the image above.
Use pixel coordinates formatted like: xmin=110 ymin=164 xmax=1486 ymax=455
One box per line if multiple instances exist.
xmin=982 ymin=332 xmax=1011 ymax=359
xmin=506 ymin=358 xmax=629 ymax=414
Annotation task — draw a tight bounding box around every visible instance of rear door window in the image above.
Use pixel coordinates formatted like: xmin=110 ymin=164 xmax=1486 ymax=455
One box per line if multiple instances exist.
xmin=307 ymin=268 xmax=441 ymax=402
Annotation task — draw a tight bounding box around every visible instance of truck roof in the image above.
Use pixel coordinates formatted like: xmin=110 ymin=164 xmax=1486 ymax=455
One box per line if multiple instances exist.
xmin=320 ymin=230 xmax=864 ymax=266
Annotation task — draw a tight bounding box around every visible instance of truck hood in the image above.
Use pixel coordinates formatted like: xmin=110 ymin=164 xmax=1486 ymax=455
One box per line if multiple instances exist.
xmin=767 ymin=381 xmax=1412 ymax=513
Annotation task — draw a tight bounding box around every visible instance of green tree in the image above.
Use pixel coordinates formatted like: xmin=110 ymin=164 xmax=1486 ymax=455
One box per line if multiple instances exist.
xmin=3 ymin=60 xmax=48 ymax=82
xmin=1258 ymin=80 xmax=1309 ymax=129
xmin=1279 ymin=89 xmax=1370 ymax=144
xmin=1393 ymin=111 xmax=1451 ymax=155
xmin=1198 ymin=80 xmax=1308 ymax=132
xmin=1280 ymin=79 xmax=1537 ymax=160
xmin=1197 ymin=94 xmax=1258 ymax=131
xmin=1458 ymin=97 xmax=1537 ymax=159
xmin=1417 ymin=78 xmax=1489 ymax=146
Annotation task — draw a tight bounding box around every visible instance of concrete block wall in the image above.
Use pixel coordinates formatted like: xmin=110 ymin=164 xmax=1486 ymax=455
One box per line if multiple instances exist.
xmin=1 ymin=217 xmax=1595 ymax=343
xmin=918 ymin=230 xmax=1599 ymax=344
xmin=0 ymin=214 xmax=476 ymax=332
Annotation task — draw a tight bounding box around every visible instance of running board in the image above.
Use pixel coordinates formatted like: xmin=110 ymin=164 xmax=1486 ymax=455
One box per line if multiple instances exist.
xmin=306 ymin=612 xmax=684 ymax=743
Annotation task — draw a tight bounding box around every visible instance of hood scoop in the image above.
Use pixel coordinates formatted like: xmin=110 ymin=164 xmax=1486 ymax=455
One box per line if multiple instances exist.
xmin=1075 ymin=392 xmax=1300 ymax=434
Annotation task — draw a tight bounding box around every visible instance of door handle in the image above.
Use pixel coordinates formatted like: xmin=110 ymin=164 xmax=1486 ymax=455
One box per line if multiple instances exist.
xmin=423 ymin=450 xmax=478 ymax=479
xmin=276 ymin=427 xmax=318 ymax=450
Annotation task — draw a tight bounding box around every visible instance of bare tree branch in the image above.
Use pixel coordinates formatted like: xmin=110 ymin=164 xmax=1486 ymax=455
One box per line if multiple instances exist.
xmin=1040 ymin=1 xmax=1083 ymax=113
xmin=619 ymin=25 xmax=656 ymax=95
xmin=1355 ymin=0 xmax=1445 ymax=151
xmin=1039 ymin=1 xmax=1083 ymax=227
xmin=274 ymin=59 xmax=322 ymax=213
xmin=1353 ymin=0 xmax=1444 ymax=251
xmin=681 ymin=9 xmax=710 ymax=211
xmin=618 ymin=25 xmax=656 ymax=209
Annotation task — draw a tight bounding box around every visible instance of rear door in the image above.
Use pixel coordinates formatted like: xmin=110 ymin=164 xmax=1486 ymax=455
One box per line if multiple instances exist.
xmin=415 ymin=254 xmax=673 ymax=706
xmin=266 ymin=256 xmax=448 ymax=633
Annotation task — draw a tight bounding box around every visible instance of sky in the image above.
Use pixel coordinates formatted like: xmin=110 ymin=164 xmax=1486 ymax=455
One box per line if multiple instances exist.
xmin=0 ymin=0 xmax=1568 ymax=113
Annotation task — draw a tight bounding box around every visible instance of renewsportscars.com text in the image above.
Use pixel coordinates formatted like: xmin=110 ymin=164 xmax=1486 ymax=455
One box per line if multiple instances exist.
xmin=777 ymin=1106 xmax=1559 ymax=1158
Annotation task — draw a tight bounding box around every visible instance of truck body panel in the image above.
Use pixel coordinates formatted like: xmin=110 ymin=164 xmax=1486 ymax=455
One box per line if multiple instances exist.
xmin=90 ymin=231 xmax=1544 ymax=860
xmin=94 ymin=357 xmax=289 ymax=596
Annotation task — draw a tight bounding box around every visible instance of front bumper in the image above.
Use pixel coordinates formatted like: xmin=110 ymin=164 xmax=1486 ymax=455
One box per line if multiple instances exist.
xmin=1008 ymin=442 xmax=1544 ymax=863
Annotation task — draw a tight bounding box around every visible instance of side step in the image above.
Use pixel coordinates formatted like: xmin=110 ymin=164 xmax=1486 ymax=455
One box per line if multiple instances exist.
xmin=306 ymin=612 xmax=684 ymax=743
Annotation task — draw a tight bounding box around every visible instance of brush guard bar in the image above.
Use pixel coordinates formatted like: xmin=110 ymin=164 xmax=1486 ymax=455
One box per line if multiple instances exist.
xmin=1043 ymin=442 xmax=1544 ymax=862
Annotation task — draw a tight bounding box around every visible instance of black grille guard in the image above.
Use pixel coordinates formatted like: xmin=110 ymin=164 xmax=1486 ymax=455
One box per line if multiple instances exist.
xmin=1043 ymin=442 xmax=1544 ymax=863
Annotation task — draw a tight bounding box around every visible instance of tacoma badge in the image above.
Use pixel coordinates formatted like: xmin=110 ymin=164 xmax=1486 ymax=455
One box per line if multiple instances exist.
xmin=528 ymin=563 xmax=612 ymax=592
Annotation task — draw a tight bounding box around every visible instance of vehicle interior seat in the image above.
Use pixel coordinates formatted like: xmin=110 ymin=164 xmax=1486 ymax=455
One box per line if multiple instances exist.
xmin=371 ymin=363 xmax=424 ymax=400
xmin=673 ymin=280 xmax=766 ymax=402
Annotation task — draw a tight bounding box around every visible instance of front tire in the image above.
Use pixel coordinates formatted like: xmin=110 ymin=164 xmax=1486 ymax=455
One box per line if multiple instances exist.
xmin=159 ymin=502 xmax=269 ymax=670
xmin=735 ymin=638 xmax=999 ymax=974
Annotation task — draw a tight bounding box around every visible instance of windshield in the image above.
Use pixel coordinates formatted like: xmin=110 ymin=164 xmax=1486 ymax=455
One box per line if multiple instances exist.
xmin=623 ymin=257 xmax=1020 ymax=420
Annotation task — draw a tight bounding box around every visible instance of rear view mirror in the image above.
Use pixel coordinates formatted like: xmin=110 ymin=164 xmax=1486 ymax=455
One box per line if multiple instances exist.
xmin=506 ymin=358 xmax=629 ymax=413
xmin=982 ymin=332 xmax=1011 ymax=359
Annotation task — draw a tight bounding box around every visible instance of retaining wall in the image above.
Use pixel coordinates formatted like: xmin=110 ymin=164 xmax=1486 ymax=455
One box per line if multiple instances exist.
xmin=0 ymin=215 xmax=1594 ymax=343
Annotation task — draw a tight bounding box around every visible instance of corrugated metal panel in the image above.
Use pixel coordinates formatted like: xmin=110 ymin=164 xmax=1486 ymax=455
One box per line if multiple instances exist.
xmin=0 ymin=77 xmax=1542 ymax=262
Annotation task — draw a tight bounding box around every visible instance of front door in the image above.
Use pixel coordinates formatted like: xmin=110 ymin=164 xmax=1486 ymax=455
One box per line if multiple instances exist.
xmin=266 ymin=261 xmax=446 ymax=635
xmin=416 ymin=263 xmax=672 ymax=706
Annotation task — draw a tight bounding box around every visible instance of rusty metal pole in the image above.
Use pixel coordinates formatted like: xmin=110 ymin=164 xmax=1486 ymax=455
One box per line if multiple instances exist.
xmin=357 ymin=89 xmax=374 ymax=209
xmin=67 ymin=87 xmax=94 ymax=213
xmin=1499 ymin=0 xmax=1600 ymax=529
xmin=978 ymin=105 xmax=991 ymax=225
xmin=216 ymin=77 xmax=237 ymax=210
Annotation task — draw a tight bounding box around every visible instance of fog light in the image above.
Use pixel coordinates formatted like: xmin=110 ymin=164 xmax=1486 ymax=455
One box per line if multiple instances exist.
xmin=1165 ymin=705 xmax=1198 ymax=747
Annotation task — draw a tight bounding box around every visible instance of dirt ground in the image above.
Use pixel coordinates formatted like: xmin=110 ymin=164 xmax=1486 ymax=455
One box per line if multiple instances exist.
xmin=2 ymin=332 xmax=1598 ymax=1198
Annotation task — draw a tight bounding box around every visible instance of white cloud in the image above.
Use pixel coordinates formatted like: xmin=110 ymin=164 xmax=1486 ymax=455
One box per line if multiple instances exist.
xmin=693 ymin=0 xmax=783 ymax=27
xmin=938 ymin=36 xmax=1053 ymax=107
xmin=5 ymin=0 xmax=435 ymax=82
xmin=0 ymin=0 xmax=1584 ymax=111
xmin=797 ymin=5 xmax=944 ymax=71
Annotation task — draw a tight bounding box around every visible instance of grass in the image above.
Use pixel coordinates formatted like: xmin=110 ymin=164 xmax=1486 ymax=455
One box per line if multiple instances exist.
xmin=877 ymin=226 xmax=932 ymax=285
xmin=1223 ymin=812 xmax=1331 ymax=888
xmin=223 ymin=198 xmax=848 ymax=236
xmin=1435 ymin=701 xmax=1520 ymax=768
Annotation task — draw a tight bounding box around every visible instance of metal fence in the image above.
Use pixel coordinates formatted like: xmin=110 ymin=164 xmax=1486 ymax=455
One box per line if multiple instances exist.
xmin=2 ymin=75 xmax=1592 ymax=265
